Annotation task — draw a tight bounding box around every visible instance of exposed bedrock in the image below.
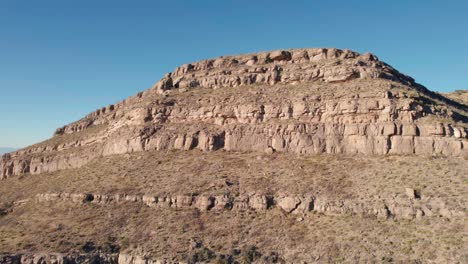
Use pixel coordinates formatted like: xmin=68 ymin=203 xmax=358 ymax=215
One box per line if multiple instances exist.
xmin=1 ymin=120 xmax=466 ymax=179
xmin=0 ymin=253 xmax=184 ymax=264
xmin=0 ymin=254 xmax=118 ymax=264
xmin=34 ymin=190 xmax=465 ymax=220
xmin=150 ymin=48 xmax=416 ymax=92
xmin=50 ymin=48 xmax=423 ymax=137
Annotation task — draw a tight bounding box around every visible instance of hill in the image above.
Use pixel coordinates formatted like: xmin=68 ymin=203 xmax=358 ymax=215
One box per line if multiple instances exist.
xmin=0 ymin=48 xmax=467 ymax=263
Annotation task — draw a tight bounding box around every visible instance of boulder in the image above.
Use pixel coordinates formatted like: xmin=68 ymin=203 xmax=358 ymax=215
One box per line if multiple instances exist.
xmin=277 ymin=196 xmax=301 ymax=213
xmin=194 ymin=195 xmax=214 ymax=211
xmin=248 ymin=194 xmax=273 ymax=210
xmin=269 ymin=50 xmax=292 ymax=61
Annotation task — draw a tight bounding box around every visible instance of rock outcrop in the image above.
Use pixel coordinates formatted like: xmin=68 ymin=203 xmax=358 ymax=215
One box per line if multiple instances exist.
xmin=0 ymin=253 xmax=184 ymax=264
xmin=33 ymin=190 xmax=464 ymax=221
xmin=149 ymin=48 xmax=415 ymax=92
xmin=1 ymin=48 xmax=467 ymax=179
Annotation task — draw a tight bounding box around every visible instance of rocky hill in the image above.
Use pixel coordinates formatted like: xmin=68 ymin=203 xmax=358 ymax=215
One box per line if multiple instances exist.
xmin=0 ymin=48 xmax=467 ymax=263
xmin=1 ymin=48 xmax=467 ymax=180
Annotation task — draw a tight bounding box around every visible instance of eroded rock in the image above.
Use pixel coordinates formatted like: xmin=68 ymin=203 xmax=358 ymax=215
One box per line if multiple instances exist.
xmin=32 ymin=191 xmax=463 ymax=221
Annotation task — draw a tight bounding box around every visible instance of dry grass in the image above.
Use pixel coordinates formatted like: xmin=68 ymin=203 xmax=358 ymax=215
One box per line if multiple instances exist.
xmin=0 ymin=150 xmax=467 ymax=262
xmin=0 ymin=198 xmax=466 ymax=263
xmin=444 ymin=90 xmax=468 ymax=105
xmin=1 ymin=151 xmax=466 ymax=206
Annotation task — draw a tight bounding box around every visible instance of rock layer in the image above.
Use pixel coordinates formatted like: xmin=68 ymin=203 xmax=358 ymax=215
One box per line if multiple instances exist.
xmin=33 ymin=191 xmax=464 ymax=220
xmin=0 ymin=253 xmax=185 ymax=264
xmin=150 ymin=48 xmax=415 ymax=92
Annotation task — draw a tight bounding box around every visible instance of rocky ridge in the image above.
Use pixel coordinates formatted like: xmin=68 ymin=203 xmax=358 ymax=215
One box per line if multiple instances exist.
xmin=1 ymin=48 xmax=467 ymax=180
xmin=149 ymin=48 xmax=415 ymax=92
xmin=33 ymin=189 xmax=464 ymax=220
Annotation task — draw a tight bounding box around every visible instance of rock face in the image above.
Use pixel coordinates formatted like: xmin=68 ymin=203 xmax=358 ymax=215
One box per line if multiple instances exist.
xmin=1 ymin=48 xmax=467 ymax=179
xmin=150 ymin=48 xmax=414 ymax=92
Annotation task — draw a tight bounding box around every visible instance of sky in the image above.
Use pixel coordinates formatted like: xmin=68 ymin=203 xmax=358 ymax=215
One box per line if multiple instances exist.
xmin=0 ymin=0 xmax=467 ymax=148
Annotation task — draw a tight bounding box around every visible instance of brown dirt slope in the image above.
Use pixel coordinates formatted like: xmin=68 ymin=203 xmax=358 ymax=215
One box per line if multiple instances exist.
xmin=1 ymin=150 xmax=467 ymax=263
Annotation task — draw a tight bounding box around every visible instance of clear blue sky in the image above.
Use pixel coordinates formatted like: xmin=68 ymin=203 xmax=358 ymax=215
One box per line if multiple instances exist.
xmin=1 ymin=0 xmax=467 ymax=148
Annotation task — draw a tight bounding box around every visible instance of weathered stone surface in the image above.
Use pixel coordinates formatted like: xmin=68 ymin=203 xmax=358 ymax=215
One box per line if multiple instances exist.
xmin=172 ymin=195 xmax=193 ymax=208
xmin=269 ymin=50 xmax=292 ymax=61
xmin=277 ymin=196 xmax=301 ymax=213
xmin=213 ymin=194 xmax=233 ymax=210
xmin=405 ymin=188 xmax=417 ymax=199
xmin=32 ymin=191 xmax=464 ymax=220
xmin=248 ymin=194 xmax=273 ymax=210
xmin=142 ymin=195 xmax=157 ymax=207
xmin=0 ymin=253 xmax=119 ymax=264
xmin=194 ymin=195 xmax=214 ymax=211
xmin=148 ymin=48 xmax=417 ymax=93
xmin=0 ymin=253 xmax=185 ymax=264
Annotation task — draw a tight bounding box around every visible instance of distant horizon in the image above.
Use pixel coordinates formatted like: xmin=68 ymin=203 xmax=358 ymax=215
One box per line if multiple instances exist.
xmin=1 ymin=0 xmax=467 ymax=148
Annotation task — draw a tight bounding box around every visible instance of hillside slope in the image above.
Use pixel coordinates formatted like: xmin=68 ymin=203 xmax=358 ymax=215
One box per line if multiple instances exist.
xmin=444 ymin=90 xmax=468 ymax=105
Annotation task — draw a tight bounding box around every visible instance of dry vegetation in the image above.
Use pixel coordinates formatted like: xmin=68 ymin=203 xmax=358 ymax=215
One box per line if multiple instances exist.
xmin=1 ymin=200 xmax=466 ymax=263
xmin=444 ymin=90 xmax=468 ymax=106
xmin=1 ymin=151 xmax=467 ymax=204
xmin=0 ymin=150 xmax=467 ymax=263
